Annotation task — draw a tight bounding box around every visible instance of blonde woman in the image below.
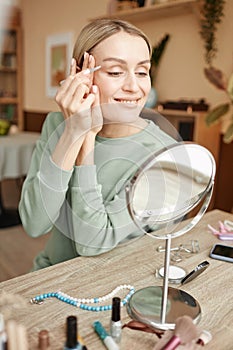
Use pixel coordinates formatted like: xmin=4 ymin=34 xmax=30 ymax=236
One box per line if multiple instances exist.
xmin=19 ymin=19 xmax=175 ymax=270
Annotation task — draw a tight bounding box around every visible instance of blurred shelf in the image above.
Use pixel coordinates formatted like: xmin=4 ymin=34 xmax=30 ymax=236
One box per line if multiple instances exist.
xmin=0 ymin=97 xmax=18 ymax=104
xmin=0 ymin=20 xmax=23 ymax=130
xmin=91 ymin=0 xmax=200 ymax=22
xmin=0 ymin=67 xmax=17 ymax=72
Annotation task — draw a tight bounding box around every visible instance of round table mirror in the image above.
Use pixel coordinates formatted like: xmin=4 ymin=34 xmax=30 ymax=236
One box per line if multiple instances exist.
xmin=125 ymin=142 xmax=216 ymax=330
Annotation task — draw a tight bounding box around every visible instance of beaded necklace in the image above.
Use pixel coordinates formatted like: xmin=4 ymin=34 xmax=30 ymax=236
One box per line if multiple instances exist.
xmin=30 ymin=284 xmax=135 ymax=312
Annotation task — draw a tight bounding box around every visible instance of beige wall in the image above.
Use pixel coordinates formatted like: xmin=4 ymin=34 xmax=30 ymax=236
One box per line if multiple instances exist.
xmin=21 ymin=0 xmax=233 ymax=115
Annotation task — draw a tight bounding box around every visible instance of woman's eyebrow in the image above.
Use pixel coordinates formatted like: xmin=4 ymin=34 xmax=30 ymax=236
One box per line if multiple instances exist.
xmin=102 ymin=58 xmax=151 ymax=65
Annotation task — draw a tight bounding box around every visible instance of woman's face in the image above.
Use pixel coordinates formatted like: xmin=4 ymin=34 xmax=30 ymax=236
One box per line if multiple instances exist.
xmin=92 ymin=31 xmax=151 ymax=122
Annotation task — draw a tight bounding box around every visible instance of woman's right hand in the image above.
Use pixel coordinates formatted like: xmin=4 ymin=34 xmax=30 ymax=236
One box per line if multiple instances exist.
xmin=55 ymin=53 xmax=99 ymax=138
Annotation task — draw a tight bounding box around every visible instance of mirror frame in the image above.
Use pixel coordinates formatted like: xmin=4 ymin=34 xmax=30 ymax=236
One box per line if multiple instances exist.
xmin=125 ymin=142 xmax=216 ymax=240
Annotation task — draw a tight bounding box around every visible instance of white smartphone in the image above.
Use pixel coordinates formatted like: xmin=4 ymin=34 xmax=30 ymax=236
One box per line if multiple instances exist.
xmin=209 ymin=244 xmax=233 ymax=263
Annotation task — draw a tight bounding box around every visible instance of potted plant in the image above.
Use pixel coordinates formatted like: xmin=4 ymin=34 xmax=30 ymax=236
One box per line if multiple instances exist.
xmin=145 ymin=33 xmax=170 ymax=108
xmin=200 ymin=0 xmax=233 ymax=143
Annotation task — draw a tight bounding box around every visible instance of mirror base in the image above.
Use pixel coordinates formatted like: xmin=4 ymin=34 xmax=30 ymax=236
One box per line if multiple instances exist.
xmin=127 ymin=286 xmax=201 ymax=331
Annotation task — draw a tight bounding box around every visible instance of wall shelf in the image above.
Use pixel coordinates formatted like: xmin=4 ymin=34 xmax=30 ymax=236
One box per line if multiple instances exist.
xmin=0 ymin=67 xmax=17 ymax=73
xmin=0 ymin=18 xmax=23 ymax=130
xmin=91 ymin=0 xmax=200 ymax=22
xmin=0 ymin=97 xmax=18 ymax=104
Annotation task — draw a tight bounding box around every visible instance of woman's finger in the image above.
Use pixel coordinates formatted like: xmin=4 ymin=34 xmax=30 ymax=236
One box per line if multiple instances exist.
xmin=71 ymin=83 xmax=90 ymax=104
xmin=59 ymin=83 xmax=90 ymax=117
xmin=82 ymin=51 xmax=89 ymax=70
xmin=57 ymin=73 xmax=90 ymax=97
xmin=70 ymin=58 xmax=77 ymax=76
xmin=91 ymin=85 xmax=103 ymax=133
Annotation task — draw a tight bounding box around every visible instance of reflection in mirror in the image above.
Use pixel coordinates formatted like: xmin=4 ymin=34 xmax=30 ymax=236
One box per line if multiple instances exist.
xmin=126 ymin=143 xmax=215 ymax=238
xmin=125 ymin=142 xmax=216 ymax=330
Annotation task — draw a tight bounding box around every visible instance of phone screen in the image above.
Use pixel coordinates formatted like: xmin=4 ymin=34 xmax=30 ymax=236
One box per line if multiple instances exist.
xmin=212 ymin=245 xmax=233 ymax=257
xmin=210 ymin=244 xmax=233 ymax=262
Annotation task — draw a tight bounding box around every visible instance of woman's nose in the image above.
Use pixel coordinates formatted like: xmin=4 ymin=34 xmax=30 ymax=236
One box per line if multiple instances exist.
xmin=122 ymin=73 xmax=139 ymax=92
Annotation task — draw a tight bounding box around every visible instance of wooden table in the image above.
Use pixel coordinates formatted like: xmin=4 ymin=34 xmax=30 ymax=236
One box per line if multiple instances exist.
xmin=0 ymin=209 xmax=233 ymax=349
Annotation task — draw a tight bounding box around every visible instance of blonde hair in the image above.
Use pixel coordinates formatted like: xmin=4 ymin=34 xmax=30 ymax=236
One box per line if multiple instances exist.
xmin=73 ymin=18 xmax=152 ymax=68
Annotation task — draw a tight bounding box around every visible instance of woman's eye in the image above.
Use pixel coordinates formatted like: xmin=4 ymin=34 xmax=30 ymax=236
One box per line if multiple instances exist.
xmin=136 ymin=71 xmax=149 ymax=77
xmin=107 ymin=72 xmax=123 ymax=77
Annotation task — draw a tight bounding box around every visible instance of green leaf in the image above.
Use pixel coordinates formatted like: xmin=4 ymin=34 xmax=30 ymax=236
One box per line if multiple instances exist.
xmin=204 ymin=66 xmax=227 ymax=90
xmin=205 ymin=103 xmax=230 ymax=126
xmin=227 ymin=73 xmax=233 ymax=101
xmin=223 ymin=122 xmax=233 ymax=143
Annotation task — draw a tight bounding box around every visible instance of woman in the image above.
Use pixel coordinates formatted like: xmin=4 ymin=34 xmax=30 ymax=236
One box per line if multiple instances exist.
xmin=19 ymin=18 xmax=175 ymax=270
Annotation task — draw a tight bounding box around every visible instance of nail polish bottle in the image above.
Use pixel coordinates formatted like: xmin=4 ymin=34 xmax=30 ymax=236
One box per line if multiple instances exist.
xmin=110 ymin=297 xmax=122 ymax=344
xmin=38 ymin=329 xmax=50 ymax=350
xmin=64 ymin=316 xmax=84 ymax=350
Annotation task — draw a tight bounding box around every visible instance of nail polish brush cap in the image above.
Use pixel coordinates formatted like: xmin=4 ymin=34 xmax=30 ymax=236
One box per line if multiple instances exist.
xmin=66 ymin=315 xmax=77 ymax=348
xmin=197 ymin=330 xmax=212 ymax=345
xmin=111 ymin=297 xmax=121 ymax=322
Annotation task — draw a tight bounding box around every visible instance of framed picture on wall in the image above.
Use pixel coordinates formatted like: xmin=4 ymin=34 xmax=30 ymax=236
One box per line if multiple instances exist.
xmin=46 ymin=32 xmax=73 ymax=98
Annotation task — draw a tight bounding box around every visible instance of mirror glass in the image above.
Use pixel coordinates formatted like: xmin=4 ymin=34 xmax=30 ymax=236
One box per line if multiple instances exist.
xmin=126 ymin=142 xmax=216 ymax=239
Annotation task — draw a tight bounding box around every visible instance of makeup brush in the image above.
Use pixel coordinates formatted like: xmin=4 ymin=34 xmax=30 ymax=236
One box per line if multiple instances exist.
xmin=6 ymin=320 xmax=28 ymax=350
xmin=161 ymin=316 xmax=199 ymax=350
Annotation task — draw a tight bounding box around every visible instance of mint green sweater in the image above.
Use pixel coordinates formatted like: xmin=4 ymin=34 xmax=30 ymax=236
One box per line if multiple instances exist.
xmin=19 ymin=112 xmax=175 ymax=270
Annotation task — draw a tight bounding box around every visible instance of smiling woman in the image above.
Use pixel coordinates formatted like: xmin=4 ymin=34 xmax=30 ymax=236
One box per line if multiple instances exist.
xmin=18 ymin=18 xmax=176 ymax=271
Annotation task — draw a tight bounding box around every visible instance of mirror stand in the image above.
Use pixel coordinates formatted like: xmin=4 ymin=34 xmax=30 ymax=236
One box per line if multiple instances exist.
xmin=127 ymin=233 xmax=201 ymax=331
xmin=161 ymin=234 xmax=171 ymax=324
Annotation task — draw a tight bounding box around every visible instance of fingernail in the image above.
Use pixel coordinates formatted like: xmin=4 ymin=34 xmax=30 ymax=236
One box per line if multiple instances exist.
xmin=83 ymin=68 xmax=91 ymax=75
xmin=71 ymin=58 xmax=76 ymax=66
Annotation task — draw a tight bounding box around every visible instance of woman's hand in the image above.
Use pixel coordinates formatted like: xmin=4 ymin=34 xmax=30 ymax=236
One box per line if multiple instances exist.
xmin=55 ymin=53 xmax=102 ymax=138
xmin=52 ymin=53 xmax=103 ymax=170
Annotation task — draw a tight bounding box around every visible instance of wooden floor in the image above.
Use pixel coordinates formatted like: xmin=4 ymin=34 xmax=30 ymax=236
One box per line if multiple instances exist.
xmin=0 ymin=179 xmax=50 ymax=282
xmin=0 ymin=224 xmax=50 ymax=282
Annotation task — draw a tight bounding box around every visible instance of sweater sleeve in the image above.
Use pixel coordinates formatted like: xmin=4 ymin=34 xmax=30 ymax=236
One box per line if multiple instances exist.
xmin=69 ymin=165 xmax=141 ymax=256
xmin=18 ymin=112 xmax=73 ymax=237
